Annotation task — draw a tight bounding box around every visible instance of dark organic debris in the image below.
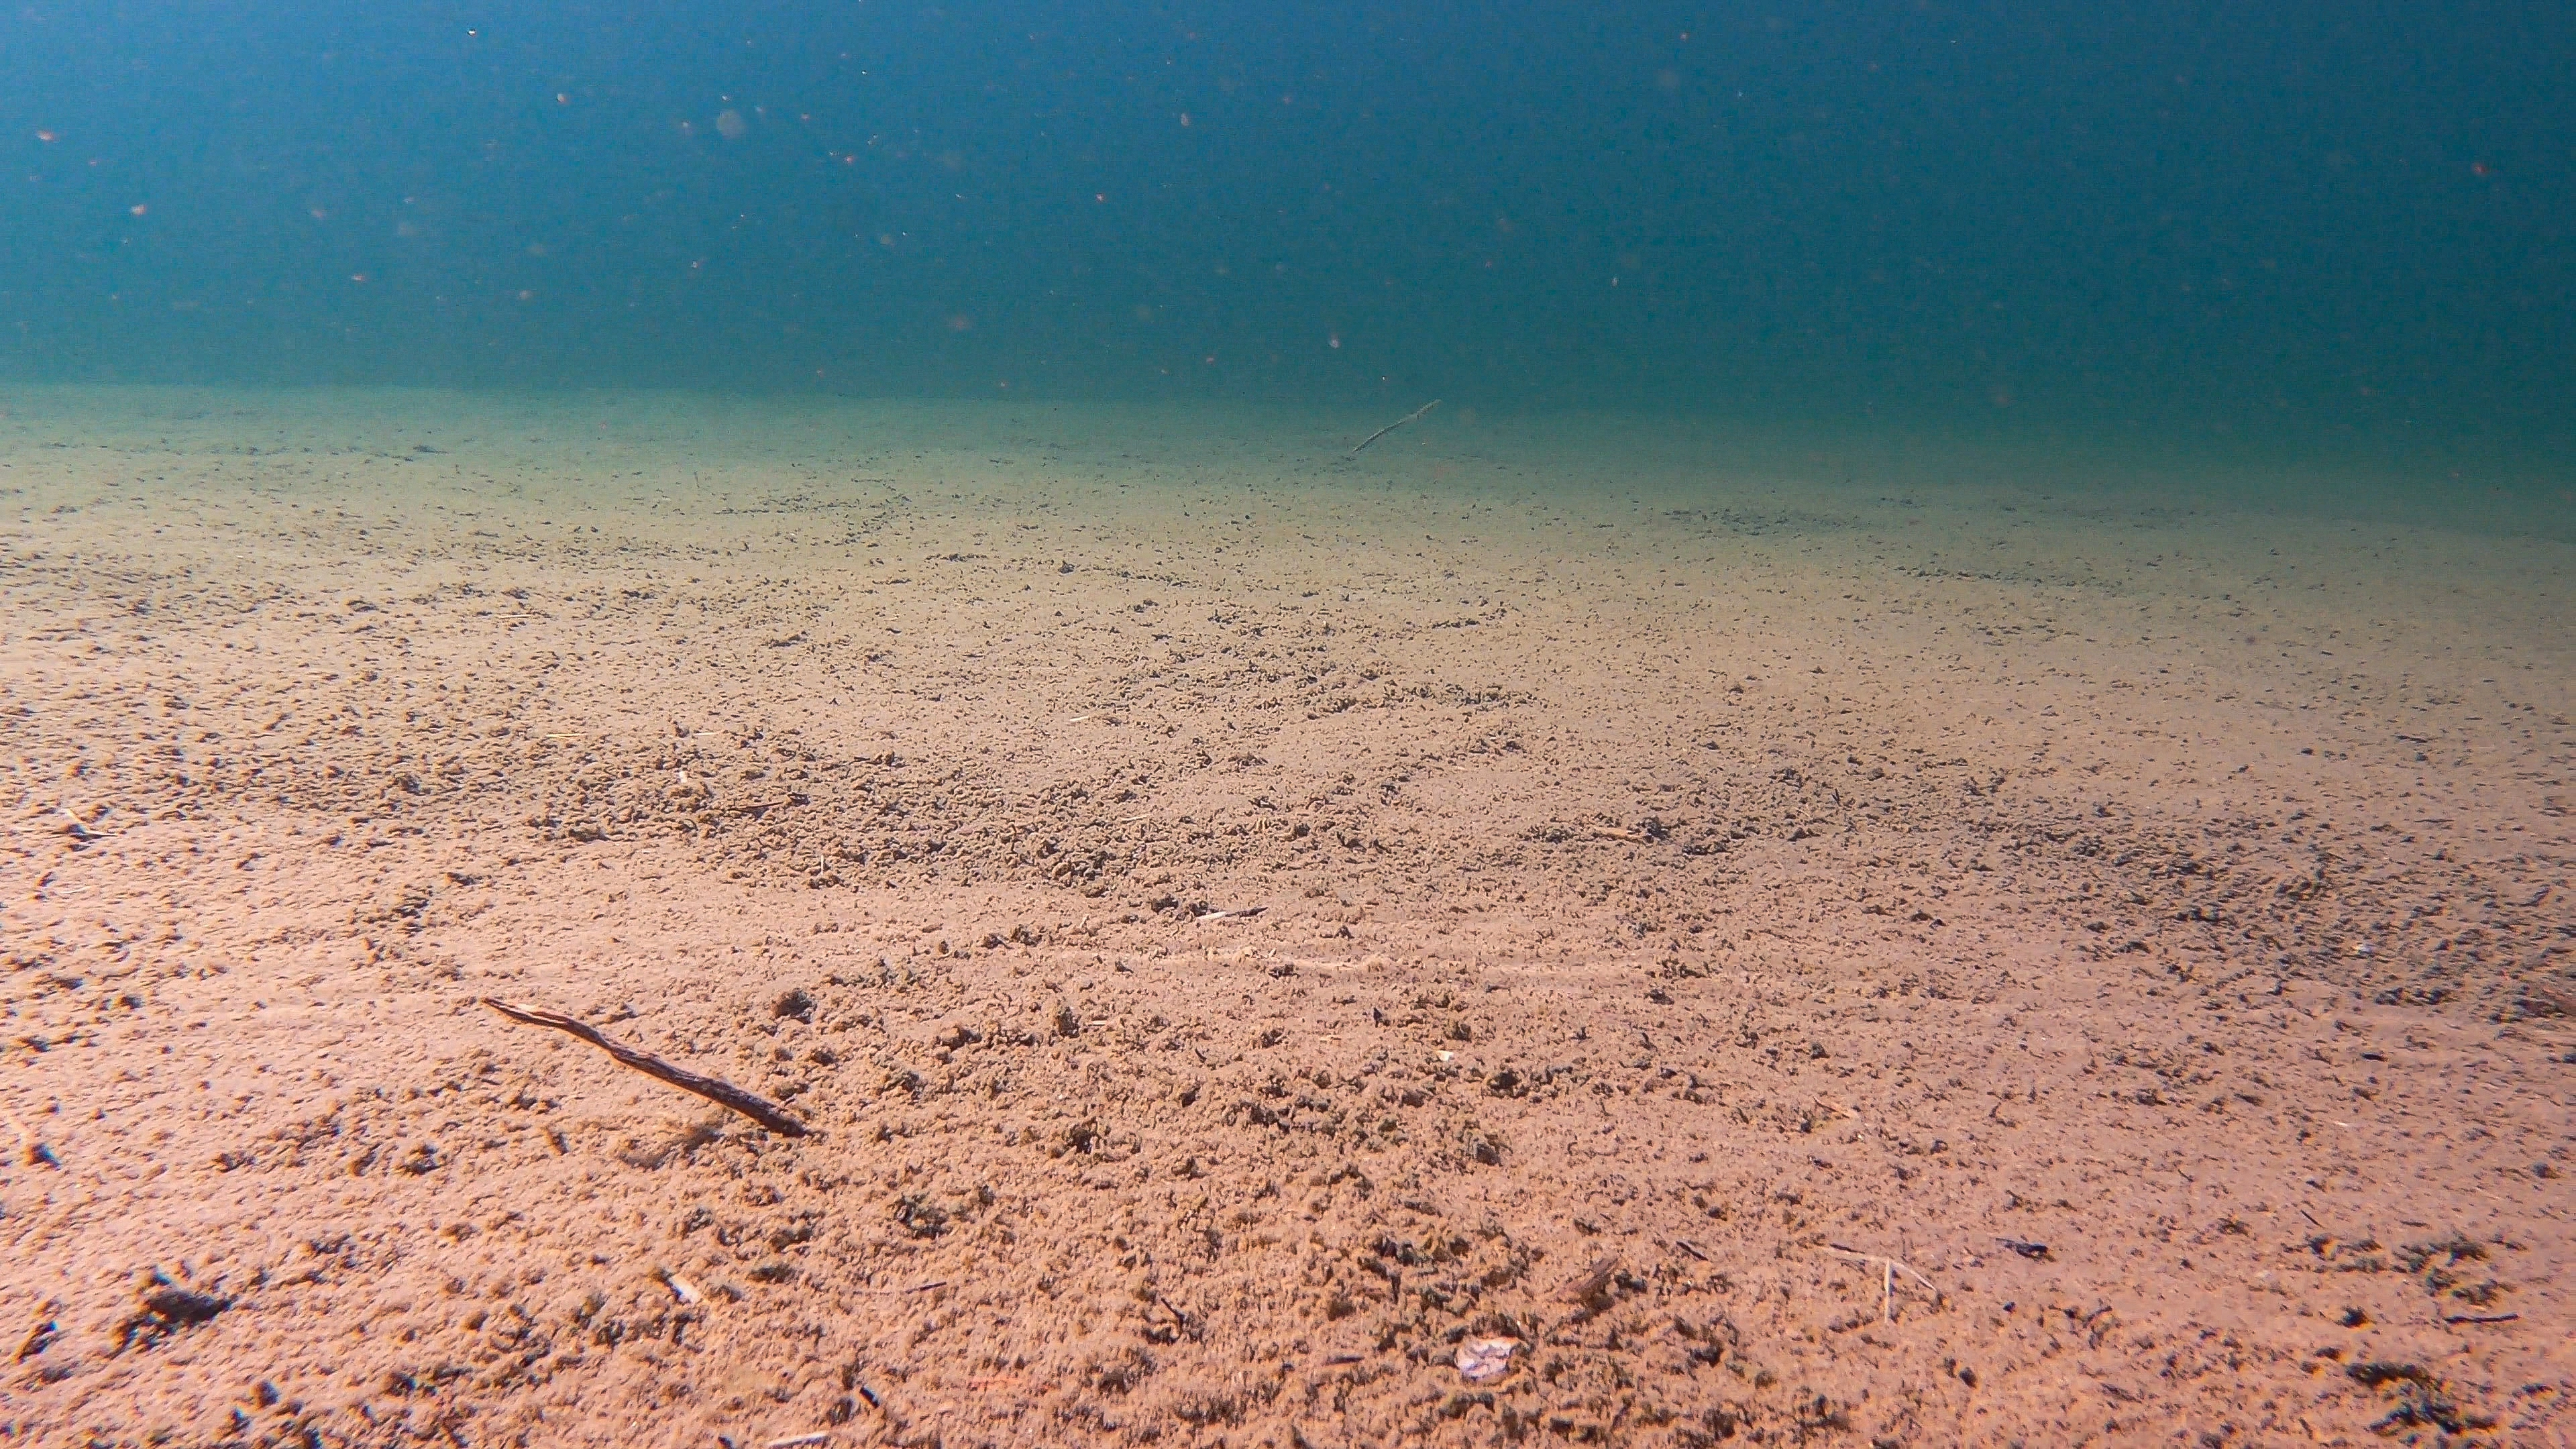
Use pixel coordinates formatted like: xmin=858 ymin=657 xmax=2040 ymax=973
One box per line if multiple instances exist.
xmin=2347 ymin=1362 xmax=2492 ymax=1436
xmin=119 ymin=1281 xmax=233 ymax=1352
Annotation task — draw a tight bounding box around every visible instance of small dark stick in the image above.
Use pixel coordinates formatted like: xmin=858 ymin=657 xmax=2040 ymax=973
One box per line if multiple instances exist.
xmin=480 ymin=998 xmax=810 ymax=1138
xmin=1349 ymin=398 xmax=1441 ymax=456
xmin=1557 ymin=1255 xmax=1621 ymax=1307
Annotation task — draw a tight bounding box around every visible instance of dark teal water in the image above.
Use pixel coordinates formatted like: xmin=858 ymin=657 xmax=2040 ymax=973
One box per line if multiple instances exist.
xmin=3 ymin=1 xmax=2569 ymax=481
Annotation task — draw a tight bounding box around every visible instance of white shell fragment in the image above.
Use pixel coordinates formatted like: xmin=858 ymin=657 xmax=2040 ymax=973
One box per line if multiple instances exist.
xmin=1456 ymin=1337 xmax=1519 ymax=1383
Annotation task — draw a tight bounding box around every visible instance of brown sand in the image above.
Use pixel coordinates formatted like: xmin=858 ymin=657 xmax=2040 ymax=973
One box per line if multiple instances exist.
xmin=2 ymin=388 xmax=2569 ymax=1447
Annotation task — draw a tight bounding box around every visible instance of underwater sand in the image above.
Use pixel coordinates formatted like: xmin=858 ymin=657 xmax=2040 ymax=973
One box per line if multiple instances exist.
xmin=3 ymin=387 xmax=2570 ymax=1445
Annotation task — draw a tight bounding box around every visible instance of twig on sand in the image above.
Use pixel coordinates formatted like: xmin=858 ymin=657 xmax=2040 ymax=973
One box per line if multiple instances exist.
xmin=1349 ymin=399 xmax=1441 ymax=457
xmin=1556 ymin=1255 xmax=1621 ymax=1307
xmin=480 ymin=998 xmax=809 ymax=1138
xmin=15 ymin=1309 xmax=61 ymax=1363
xmin=2 ymin=1110 xmax=56 ymax=1169
xmin=1828 ymin=1244 xmax=1937 ymax=1324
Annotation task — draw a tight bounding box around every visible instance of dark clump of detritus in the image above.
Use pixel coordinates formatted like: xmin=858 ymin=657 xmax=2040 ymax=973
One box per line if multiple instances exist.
xmin=119 ymin=1279 xmax=233 ymax=1352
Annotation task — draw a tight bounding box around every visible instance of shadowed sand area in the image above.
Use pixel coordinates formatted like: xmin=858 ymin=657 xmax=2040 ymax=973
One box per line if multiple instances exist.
xmin=3 ymin=388 xmax=2570 ymax=1446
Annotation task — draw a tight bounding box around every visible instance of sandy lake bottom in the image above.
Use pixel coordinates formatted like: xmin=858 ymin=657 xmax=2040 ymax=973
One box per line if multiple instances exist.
xmin=3 ymin=388 xmax=2571 ymax=1446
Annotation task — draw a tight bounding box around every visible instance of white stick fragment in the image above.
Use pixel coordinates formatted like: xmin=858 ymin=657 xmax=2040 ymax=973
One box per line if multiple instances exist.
xmin=1826 ymin=1244 xmax=1936 ymax=1323
xmin=1349 ymin=398 xmax=1442 ymax=457
xmin=656 ymin=1267 xmax=706 ymax=1304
